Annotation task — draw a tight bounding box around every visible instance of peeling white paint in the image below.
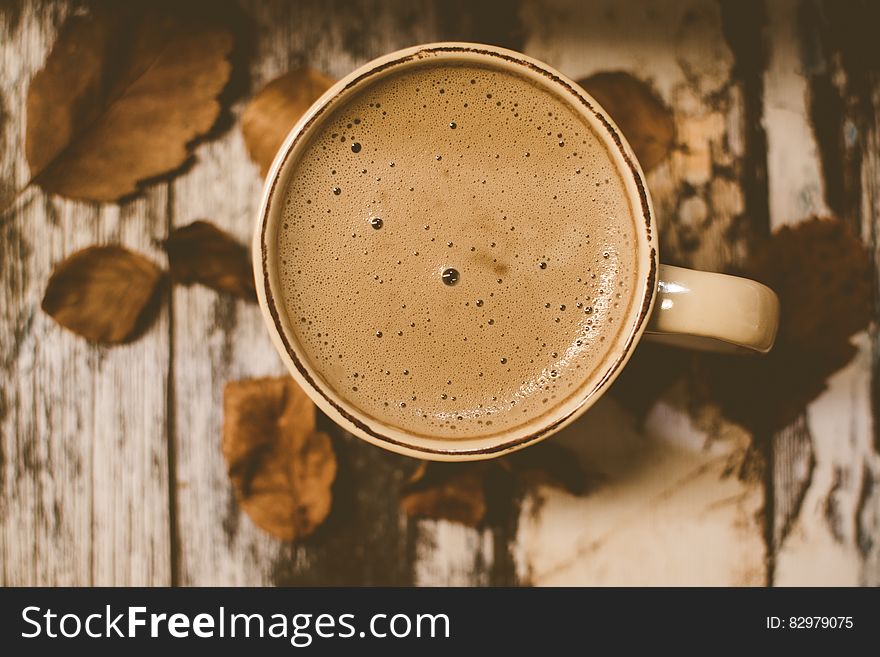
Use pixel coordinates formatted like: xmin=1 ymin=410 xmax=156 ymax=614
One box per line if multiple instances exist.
xmin=763 ymin=0 xmax=830 ymax=226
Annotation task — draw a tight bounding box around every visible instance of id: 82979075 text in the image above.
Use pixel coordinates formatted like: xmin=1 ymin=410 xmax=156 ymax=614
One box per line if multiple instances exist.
xmin=765 ymin=616 xmax=853 ymax=630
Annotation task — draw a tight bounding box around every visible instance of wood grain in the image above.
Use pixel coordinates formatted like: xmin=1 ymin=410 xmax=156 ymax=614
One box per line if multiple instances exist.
xmin=0 ymin=1 xmax=171 ymax=585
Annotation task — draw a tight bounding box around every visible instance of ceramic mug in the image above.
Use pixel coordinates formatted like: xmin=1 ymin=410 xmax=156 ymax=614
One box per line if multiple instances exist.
xmin=253 ymin=43 xmax=780 ymax=461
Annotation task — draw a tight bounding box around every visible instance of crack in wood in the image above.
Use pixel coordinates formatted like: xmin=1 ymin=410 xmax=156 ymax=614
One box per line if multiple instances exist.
xmin=771 ymin=414 xmax=815 ymax=552
xmin=165 ymin=184 xmax=181 ymax=587
xmin=799 ymin=2 xmax=861 ymax=230
xmin=856 ymin=464 xmax=875 ymax=557
xmin=719 ymin=0 xmax=771 ymax=245
xmin=823 ymin=465 xmax=846 ymax=543
xmin=220 ymin=484 xmax=241 ymax=543
xmin=210 ymin=294 xmax=238 ymax=381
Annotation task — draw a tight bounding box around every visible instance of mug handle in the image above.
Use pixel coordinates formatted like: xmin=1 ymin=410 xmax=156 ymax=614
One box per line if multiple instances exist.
xmin=644 ymin=265 xmax=780 ymax=353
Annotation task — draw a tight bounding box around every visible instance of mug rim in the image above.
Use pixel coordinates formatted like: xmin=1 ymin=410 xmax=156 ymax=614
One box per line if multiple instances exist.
xmin=254 ymin=42 xmax=658 ymax=461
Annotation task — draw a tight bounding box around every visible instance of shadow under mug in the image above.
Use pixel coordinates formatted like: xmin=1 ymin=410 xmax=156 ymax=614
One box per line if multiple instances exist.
xmin=253 ymin=43 xmax=780 ymax=461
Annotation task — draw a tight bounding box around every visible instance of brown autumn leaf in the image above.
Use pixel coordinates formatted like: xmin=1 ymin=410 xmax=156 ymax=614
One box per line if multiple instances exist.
xmin=41 ymin=245 xmax=163 ymax=344
xmin=241 ymin=67 xmax=335 ymax=177
xmin=399 ymin=443 xmax=587 ymax=527
xmin=704 ymin=217 xmax=872 ymax=434
xmin=399 ymin=462 xmax=488 ymax=527
xmin=747 ymin=218 xmax=871 ymax=351
xmin=26 ymin=2 xmax=234 ymax=202
xmin=578 ymin=71 xmax=675 ymax=172
xmin=163 ymin=220 xmax=256 ymax=301
xmin=223 ymin=376 xmax=337 ymax=541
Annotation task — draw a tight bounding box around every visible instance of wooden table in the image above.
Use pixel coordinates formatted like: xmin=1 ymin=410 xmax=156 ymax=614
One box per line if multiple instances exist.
xmin=2 ymin=0 xmax=877 ymax=586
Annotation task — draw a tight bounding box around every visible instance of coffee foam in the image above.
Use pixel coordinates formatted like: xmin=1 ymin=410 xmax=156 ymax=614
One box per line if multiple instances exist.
xmin=276 ymin=61 xmax=639 ymax=439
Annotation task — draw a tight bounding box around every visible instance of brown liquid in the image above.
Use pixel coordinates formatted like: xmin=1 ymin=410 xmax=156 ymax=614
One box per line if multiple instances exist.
xmin=276 ymin=61 xmax=638 ymax=439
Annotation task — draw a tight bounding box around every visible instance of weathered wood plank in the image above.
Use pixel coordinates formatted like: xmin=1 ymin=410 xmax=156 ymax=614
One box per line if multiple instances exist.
xmin=0 ymin=1 xmax=171 ymax=585
xmin=764 ymin=0 xmax=880 ymax=586
xmin=514 ymin=0 xmax=767 ymax=585
xmin=170 ymin=0 xmax=523 ymax=586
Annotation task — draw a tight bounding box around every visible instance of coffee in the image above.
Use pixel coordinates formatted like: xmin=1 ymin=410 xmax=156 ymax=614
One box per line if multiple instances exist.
xmin=274 ymin=61 xmax=639 ymax=439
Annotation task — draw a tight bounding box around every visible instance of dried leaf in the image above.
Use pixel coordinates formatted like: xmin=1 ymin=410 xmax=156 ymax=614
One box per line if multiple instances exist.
xmin=705 ymin=217 xmax=872 ymax=433
xmin=747 ymin=218 xmax=871 ymax=351
xmin=399 ymin=462 xmax=487 ymax=527
xmin=26 ymin=2 xmax=234 ymax=201
xmin=241 ymin=68 xmax=335 ymax=177
xmin=223 ymin=376 xmax=337 ymax=541
xmin=501 ymin=442 xmax=589 ymax=495
xmin=578 ymin=71 xmax=675 ymax=172
xmin=41 ymin=245 xmax=163 ymax=343
xmin=163 ymin=220 xmax=256 ymax=301
xmin=399 ymin=442 xmax=588 ymax=527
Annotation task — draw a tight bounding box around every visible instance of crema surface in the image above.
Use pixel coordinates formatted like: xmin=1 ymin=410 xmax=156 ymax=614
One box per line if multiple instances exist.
xmin=276 ymin=61 xmax=639 ymax=439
